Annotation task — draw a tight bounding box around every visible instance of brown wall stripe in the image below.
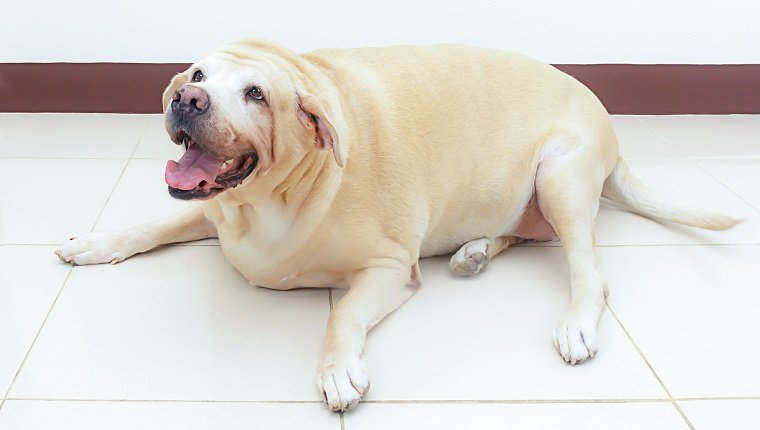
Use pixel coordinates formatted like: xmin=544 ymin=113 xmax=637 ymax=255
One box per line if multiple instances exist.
xmin=1 ymin=63 xmax=758 ymax=114
xmin=0 ymin=63 xmax=190 ymax=114
xmin=556 ymin=64 xmax=760 ymax=115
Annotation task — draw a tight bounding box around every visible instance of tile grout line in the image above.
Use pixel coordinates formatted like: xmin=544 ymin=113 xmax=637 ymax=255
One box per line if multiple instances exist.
xmin=633 ymin=117 xmax=690 ymax=158
xmin=0 ymin=146 xmax=140 ymax=410
xmin=361 ymin=399 xmax=673 ymax=405
xmin=677 ymin=396 xmax=760 ymax=402
xmin=636 ymin=117 xmax=760 ymax=217
xmin=87 ymin=157 xmax=133 ymax=232
xmin=0 ymin=114 xmax=151 ymax=162
xmin=86 ymin=128 xmax=143 ymax=232
xmin=606 ymin=304 xmax=695 ymax=430
xmin=2 ymin=397 xmax=675 ymax=404
xmin=684 ymin=156 xmax=760 ymax=161
xmin=688 ymin=162 xmax=760 ymax=216
xmin=130 ymin=117 xmax=155 ymax=160
xmin=0 ymin=266 xmax=75 ymax=412
xmin=5 ymin=398 xmax=324 ymax=404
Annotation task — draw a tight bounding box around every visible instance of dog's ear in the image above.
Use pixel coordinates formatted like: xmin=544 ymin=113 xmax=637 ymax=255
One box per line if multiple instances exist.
xmin=297 ymin=91 xmax=347 ymax=168
xmin=161 ymin=72 xmax=189 ymax=112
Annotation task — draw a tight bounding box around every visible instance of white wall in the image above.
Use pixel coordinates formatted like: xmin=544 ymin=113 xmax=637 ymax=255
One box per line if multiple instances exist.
xmin=2 ymin=0 xmax=758 ymax=64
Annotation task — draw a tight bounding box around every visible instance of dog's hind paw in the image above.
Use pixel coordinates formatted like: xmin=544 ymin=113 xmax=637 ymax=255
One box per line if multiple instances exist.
xmin=449 ymin=238 xmax=491 ymax=276
xmin=553 ymin=306 xmax=600 ymax=365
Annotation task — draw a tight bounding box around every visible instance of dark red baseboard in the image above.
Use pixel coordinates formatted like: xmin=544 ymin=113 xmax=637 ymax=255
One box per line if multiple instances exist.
xmin=555 ymin=64 xmax=760 ymax=115
xmin=1 ymin=63 xmax=758 ymax=114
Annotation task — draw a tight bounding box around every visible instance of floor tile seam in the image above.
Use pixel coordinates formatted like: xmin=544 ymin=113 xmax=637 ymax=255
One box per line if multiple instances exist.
xmin=0 ymin=266 xmax=75 ymax=408
xmin=688 ymin=161 xmax=760 ymax=216
xmin=689 ymin=156 xmax=760 ymax=161
xmin=132 ymin=118 xmax=154 ymax=158
xmin=635 ymin=117 xmax=760 ymax=216
xmin=88 ymin=158 xmax=134 ymax=233
xmin=2 ymin=158 xmax=136 ymax=404
xmin=0 ymin=117 xmax=147 ymax=160
xmin=632 ymin=118 xmax=690 ymax=158
xmin=606 ymin=304 xmax=695 ymax=430
xmin=676 ymin=396 xmax=760 ymax=402
xmin=3 ymin=398 xmax=322 ymax=404
xmin=2 ymin=397 xmax=674 ymax=404
xmin=361 ymin=399 xmax=672 ymax=404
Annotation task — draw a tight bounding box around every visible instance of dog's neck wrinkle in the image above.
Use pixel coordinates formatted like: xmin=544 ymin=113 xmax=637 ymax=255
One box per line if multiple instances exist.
xmin=278 ymin=148 xmax=339 ymax=216
xmin=212 ymin=147 xmax=341 ymax=254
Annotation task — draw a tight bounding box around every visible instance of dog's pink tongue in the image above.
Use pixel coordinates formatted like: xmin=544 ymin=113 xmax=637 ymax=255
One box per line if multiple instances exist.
xmin=165 ymin=143 xmax=224 ymax=190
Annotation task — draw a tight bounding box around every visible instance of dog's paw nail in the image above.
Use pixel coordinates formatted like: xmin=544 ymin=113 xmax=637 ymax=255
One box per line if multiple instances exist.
xmin=318 ymin=356 xmax=370 ymax=412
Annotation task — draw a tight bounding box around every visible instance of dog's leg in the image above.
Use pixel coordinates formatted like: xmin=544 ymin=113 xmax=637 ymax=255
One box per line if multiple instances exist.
xmin=536 ymin=144 xmax=609 ymax=365
xmin=55 ymin=205 xmax=216 ymax=265
xmin=318 ymin=263 xmax=420 ymax=411
xmin=449 ymin=236 xmax=523 ymax=276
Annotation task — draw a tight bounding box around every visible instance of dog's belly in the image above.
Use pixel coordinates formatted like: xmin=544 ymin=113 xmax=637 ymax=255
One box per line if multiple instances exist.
xmin=512 ymin=193 xmax=558 ymax=241
xmin=420 ymin=190 xmax=558 ymax=258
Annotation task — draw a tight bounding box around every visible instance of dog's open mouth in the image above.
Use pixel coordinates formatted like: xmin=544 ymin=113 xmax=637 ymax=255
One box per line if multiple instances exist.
xmin=164 ymin=131 xmax=258 ymax=200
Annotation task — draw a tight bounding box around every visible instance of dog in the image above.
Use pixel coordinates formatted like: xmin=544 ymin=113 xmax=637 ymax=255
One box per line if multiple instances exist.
xmin=55 ymin=40 xmax=739 ymax=411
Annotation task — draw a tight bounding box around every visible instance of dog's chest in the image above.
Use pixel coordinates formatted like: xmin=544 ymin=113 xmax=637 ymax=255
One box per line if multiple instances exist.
xmin=207 ymin=201 xmax=344 ymax=290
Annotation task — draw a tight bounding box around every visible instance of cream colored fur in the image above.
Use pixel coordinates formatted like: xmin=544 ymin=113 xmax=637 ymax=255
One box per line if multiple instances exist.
xmin=55 ymin=40 xmax=739 ymax=412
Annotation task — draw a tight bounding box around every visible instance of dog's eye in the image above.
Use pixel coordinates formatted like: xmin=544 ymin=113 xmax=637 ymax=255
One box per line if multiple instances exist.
xmin=192 ymin=70 xmax=204 ymax=82
xmin=247 ymin=86 xmax=264 ymax=101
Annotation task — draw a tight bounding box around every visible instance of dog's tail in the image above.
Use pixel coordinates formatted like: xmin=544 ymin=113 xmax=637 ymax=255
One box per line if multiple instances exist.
xmin=601 ymin=157 xmax=742 ymax=230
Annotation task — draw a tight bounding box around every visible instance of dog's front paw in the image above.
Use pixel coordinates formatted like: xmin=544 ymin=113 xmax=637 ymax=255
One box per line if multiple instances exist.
xmin=553 ymin=305 xmax=601 ymax=365
xmin=55 ymin=231 xmax=138 ymax=266
xmin=317 ymin=354 xmax=370 ymax=412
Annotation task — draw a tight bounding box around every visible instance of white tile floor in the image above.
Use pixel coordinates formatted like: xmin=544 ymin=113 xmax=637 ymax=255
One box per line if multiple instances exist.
xmin=0 ymin=113 xmax=758 ymax=429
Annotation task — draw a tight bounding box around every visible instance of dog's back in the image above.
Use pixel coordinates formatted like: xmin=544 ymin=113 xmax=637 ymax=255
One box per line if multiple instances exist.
xmin=305 ymin=44 xmax=617 ymax=256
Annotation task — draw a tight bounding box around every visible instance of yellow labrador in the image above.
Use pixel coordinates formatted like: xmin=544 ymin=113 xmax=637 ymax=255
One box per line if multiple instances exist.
xmin=55 ymin=40 xmax=738 ymax=411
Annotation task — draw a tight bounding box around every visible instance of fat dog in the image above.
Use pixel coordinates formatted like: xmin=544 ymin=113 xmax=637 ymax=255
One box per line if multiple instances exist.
xmin=55 ymin=40 xmax=738 ymax=411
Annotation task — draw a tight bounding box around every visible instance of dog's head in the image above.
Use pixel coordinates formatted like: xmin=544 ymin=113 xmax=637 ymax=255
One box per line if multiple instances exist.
xmin=162 ymin=40 xmax=346 ymax=200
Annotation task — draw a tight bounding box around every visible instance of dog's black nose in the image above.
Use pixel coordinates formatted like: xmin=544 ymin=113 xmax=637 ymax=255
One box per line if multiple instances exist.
xmin=171 ymin=85 xmax=210 ymax=117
